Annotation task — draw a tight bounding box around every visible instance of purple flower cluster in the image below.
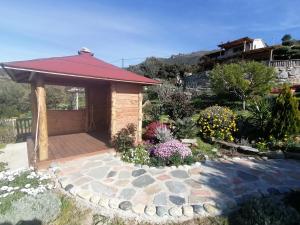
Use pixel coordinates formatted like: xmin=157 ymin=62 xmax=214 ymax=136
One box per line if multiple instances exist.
xmin=152 ymin=139 xmax=192 ymax=159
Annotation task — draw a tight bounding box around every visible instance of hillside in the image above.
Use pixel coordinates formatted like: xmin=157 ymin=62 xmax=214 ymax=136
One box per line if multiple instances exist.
xmin=156 ymin=50 xmax=209 ymax=65
xmin=127 ymin=50 xmax=210 ymax=79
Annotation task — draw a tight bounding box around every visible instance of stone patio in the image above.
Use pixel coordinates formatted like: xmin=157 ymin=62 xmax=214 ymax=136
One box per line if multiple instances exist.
xmin=54 ymin=153 xmax=300 ymax=219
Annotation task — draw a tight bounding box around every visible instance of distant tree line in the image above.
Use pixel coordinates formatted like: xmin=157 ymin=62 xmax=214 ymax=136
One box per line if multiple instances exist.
xmin=127 ymin=57 xmax=198 ymax=83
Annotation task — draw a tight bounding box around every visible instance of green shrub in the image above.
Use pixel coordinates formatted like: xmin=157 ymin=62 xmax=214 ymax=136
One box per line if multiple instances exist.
xmin=229 ymin=197 xmax=300 ymax=225
xmin=163 ymin=91 xmax=194 ymax=120
xmin=0 ymin=192 xmax=61 ymax=224
xmin=121 ymin=145 xmax=150 ymax=165
xmin=271 ymin=84 xmax=300 ymax=139
xmin=286 ymin=143 xmax=300 ymax=152
xmin=143 ymin=102 xmax=163 ymax=122
xmin=235 ymin=110 xmax=257 ymax=141
xmin=196 ymin=106 xmax=237 ymax=141
xmin=172 ymin=117 xmax=198 ymax=139
xmin=255 ymin=140 xmax=269 ymax=152
xmin=0 ymin=124 xmax=16 ymax=144
xmin=112 ymin=124 xmax=136 ymax=152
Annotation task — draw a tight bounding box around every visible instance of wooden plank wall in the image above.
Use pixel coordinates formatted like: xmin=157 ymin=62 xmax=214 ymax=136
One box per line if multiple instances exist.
xmin=47 ymin=110 xmax=86 ymax=136
xmin=111 ymin=83 xmax=143 ymax=142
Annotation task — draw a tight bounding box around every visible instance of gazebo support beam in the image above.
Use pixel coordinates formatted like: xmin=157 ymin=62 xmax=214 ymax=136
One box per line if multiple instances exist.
xmin=31 ymin=83 xmax=37 ymax=138
xmin=36 ymin=77 xmax=49 ymax=161
xmin=110 ymin=83 xmax=116 ymax=141
xmin=137 ymin=88 xmax=143 ymax=142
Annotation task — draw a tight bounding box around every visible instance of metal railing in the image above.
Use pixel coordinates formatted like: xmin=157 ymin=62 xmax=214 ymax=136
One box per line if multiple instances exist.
xmin=269 ymin=60 xmax=300 ymax=68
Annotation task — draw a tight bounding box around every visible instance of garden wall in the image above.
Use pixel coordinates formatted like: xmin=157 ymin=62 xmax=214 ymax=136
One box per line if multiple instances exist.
xmin=47 ymin=110 xmax=86 ymax=136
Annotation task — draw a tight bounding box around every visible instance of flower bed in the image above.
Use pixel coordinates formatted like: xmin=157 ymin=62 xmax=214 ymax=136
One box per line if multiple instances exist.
xmin=149 ymin=139 xmax=194 ymax=166
xmin=117 ymin=122 xmax=198 ymax=167
xmin=0 ymin=168 xmax=54 ymax=215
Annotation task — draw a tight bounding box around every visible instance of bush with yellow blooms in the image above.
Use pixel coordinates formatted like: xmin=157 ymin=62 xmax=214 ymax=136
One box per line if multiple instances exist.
xmin=196 ymin=105 xmax=237 ymax=141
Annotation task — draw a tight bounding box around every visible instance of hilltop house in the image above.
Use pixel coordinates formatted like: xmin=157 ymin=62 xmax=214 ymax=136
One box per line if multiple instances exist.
xmin=203 ymin=37 xmax=272 ymax=62
xmin=185 ymin=37 xmax=300 ymax=91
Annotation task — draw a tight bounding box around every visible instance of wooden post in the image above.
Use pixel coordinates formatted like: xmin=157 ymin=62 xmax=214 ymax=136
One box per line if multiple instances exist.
xmin=270 ymin=49 xmax=273 ymax=62
xmin=110 ymin=83 xmax=116 ymax=141
xmin=85 ymin=87 xmax=89 ymax=132
xmin=36 ymin=77 xmax=49 ymax=161
xmin=137 ymin=87 xmax=143 ymax=143
xmin=31 ymin=83 xmax=37 ymax=138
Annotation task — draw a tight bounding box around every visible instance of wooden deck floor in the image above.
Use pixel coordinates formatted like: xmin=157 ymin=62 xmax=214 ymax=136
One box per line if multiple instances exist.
xmin=47 ymin=132 xmax=111 ymax=161
xmin=27 ymin=132 xmax=113 ymax=168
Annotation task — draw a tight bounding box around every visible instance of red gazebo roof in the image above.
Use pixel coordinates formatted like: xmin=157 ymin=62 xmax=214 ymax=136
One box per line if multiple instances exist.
xmin=1 ymin=49 xmax=159 ymax=85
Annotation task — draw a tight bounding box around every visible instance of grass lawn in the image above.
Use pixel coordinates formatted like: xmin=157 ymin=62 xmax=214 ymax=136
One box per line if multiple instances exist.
xmin=0 ymin=143 xmax=6 ymax=149
xmin=52 ymin=195 xmax=91 ymax=225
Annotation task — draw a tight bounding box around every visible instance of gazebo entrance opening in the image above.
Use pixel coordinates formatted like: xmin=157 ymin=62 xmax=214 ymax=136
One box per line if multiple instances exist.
xmin=27 ymin=77 xmax=113 ymax=166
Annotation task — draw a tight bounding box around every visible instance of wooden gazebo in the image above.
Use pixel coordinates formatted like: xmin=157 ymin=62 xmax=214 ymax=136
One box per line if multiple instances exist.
xmin=1 ymin=48 xmax=159 ymax=165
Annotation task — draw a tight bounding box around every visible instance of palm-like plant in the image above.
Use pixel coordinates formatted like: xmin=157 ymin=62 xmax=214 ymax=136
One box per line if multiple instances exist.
xmin=248 ymin=98 xmax=273 ymax=138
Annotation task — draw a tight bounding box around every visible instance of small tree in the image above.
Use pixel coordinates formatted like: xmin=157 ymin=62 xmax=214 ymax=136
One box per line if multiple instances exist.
xmin=271 ymin=84 xmax=300 ymax=139
xmin=281 ymin=34 xmax=292 ymax=42
xmin=210 ymin=61 xmax=276 ymax=110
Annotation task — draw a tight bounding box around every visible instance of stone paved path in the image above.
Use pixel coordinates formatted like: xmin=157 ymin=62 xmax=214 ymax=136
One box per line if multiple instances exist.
xmin=55 ymin=153 xmax=300 ymax=219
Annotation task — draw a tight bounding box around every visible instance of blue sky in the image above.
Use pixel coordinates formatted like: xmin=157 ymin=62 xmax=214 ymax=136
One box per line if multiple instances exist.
xmin=0 ymin=0 xmax=299 ymax=67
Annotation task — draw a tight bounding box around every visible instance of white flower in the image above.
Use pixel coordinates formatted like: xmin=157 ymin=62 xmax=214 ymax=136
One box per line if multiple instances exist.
xmin=7 ymin=187 xmax=13 ymax=192
xmin=7 ymin=176 xmax=15 ymax=181
xmin=20 ymin=188 xmax=27 ymax=193
xmin=1 ymin=186 xmax=8 ymax=191
xmin=25 ymin=184 xmax=31 ymax=188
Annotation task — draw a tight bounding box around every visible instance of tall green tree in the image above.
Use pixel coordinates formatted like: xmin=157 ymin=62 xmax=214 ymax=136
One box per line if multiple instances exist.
xmin=210 ymin=61 xmax=276 ymax=110
xmin=46 ymin=86 xmax=68 ymax=109
xmin=271 ymin=84 xmax=300 ymax=139
xmin=0 ymin=79 xmax=31 ymax=118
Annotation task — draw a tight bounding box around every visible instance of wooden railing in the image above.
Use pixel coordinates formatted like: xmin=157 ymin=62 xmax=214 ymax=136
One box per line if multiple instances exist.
xmin=16 ymin=118 xmax=32 ymax=137
xmin=269 ymin=60 xmax=300 ymax=68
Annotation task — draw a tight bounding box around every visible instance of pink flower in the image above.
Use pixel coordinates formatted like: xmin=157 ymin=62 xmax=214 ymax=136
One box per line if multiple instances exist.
xmin=152 ymin=139 xmax=192 ymax=159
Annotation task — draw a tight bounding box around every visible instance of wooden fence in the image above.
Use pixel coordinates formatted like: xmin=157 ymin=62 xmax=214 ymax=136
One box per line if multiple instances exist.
xmin=0 ymin=118 xmax=32 ymax=140
xmin=16 ymin=118 xmax=32 ymax=137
